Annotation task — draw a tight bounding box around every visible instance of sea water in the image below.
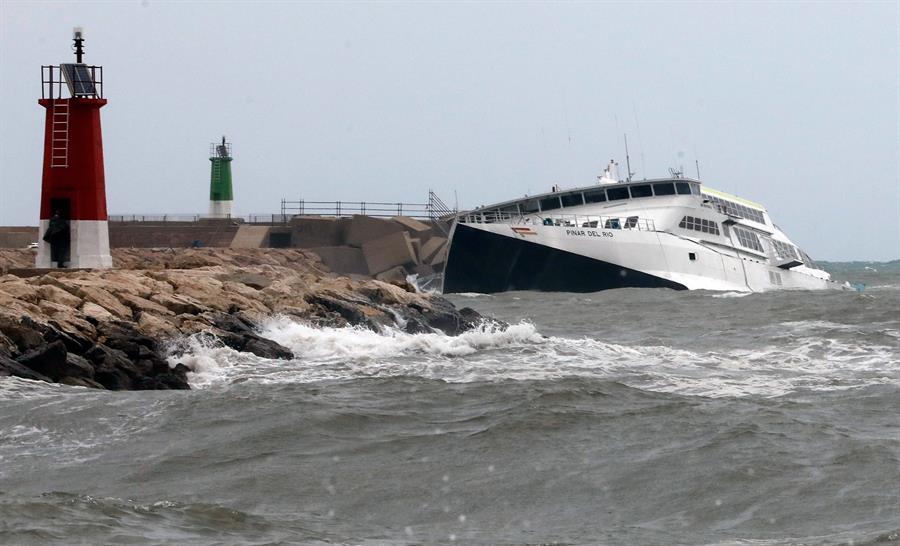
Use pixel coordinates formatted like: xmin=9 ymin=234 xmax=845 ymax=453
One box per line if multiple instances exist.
xmin=1 ymin=262 xmax=897 ymax=545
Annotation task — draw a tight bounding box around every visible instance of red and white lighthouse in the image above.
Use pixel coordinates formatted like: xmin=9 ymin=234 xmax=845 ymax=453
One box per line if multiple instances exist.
xmin=36 ymin=28 xmax=112 ymax=269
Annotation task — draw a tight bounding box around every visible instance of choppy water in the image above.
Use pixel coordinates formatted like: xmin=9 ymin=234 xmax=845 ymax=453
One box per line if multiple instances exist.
xmin=1 ymin=261 xmax=898 ymax=545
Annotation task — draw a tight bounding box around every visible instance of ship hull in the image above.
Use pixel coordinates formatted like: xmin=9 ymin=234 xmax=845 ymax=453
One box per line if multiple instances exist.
xmin=443 ymin=223 xmax=686 ymax=293
xmin=442 ymin=222 xmax=836 ymax=294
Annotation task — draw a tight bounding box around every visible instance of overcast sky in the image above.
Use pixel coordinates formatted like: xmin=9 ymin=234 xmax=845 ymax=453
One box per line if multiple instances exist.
xmin=1 ymin=1 xmax=897 ymax=261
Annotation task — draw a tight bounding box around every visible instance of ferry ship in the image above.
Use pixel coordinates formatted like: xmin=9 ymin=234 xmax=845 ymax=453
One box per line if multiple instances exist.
xmin=442 ymin=162 xmax=842 ymax=294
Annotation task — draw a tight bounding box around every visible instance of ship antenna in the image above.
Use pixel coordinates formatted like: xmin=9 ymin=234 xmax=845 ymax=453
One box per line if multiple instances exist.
xmin=694 ymin=144 xmax=701 ymax=180
xmin=632 ymin=102 xmax=647 ymax=180
xmin=624 ymin=134 xmax=635 ymax=182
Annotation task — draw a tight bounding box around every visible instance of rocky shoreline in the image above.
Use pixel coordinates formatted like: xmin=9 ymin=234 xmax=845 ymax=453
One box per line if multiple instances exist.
xmin=0 ymin=248 xmax=486 ymax=390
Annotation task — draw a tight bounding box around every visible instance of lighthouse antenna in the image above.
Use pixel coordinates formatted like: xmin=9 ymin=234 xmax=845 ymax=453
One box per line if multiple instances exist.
xmin=73 ymin=27 xmax=85 ymax=63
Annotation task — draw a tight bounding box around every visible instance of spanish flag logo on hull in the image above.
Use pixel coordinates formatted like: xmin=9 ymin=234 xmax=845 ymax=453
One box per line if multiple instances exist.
xmin=511 ymin=226 xmax=538 ymax=237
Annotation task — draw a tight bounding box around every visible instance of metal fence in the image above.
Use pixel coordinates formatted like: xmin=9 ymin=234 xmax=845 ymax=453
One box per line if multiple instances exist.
xmin=108 ymin=214 xmax=290 ymax=224
xmin=109 ymin=191 xmax=457 ymax=226
xmin=279 ymin=200 xmax=431 ymax=219
xmin=280 ymin=190 xmax=457 ymax=224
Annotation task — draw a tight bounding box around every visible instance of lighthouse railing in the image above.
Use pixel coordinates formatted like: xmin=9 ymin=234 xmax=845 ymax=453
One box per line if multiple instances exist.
xmin=41 ymin=65 xmax=104 ymax=100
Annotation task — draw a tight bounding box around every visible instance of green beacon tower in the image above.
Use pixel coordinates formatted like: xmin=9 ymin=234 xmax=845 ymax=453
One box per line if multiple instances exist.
xmin=208 ymin=136 xmax=234 ymax=218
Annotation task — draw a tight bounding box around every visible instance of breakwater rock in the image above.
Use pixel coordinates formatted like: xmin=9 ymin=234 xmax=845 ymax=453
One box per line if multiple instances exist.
xmin=0 ymin=248 xmax=488 ymax=390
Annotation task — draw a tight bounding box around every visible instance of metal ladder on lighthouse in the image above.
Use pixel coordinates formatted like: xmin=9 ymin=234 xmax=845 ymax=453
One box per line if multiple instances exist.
xmin=50 ymin=100 xmax=69 ymax=168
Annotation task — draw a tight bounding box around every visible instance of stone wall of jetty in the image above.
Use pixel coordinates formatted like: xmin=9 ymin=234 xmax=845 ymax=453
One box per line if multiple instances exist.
xmin=0 ymin=248 xmax=486 ymax=391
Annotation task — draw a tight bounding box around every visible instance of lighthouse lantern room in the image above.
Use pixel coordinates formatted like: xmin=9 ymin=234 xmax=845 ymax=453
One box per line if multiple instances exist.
xmin=36 ymin=28 xmax=112 ymax=269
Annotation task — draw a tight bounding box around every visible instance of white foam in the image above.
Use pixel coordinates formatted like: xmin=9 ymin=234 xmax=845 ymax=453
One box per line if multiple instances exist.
xmin=166 ymin=334 xmax=262 ymax=389
xmin=712 ymin=291 xmax=752 ymax=298
xmin=0 ymin=376 xmax=62 ymax=400
xmin=405 ymin=273 xmax=439 ymax=295
xmin=262 ymin=317 xmax=543 ymax=359
xmin=165 ymin=316 xmax=900 ymax=398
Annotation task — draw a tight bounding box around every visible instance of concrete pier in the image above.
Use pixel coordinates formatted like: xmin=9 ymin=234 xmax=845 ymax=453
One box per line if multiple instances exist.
xmin=0 ymin=215 xmax=452 ymax=279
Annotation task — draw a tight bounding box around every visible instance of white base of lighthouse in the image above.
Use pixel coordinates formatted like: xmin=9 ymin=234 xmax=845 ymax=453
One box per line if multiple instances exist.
xmin=209 ymin=200 xmax=233 ymax=218
xmin=36 ymin=219 xmax=113 ymax=269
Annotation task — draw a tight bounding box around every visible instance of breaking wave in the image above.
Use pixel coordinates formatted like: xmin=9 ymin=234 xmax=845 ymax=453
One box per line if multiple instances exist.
xmin=166 ymin=317 xmax=899 ymax=398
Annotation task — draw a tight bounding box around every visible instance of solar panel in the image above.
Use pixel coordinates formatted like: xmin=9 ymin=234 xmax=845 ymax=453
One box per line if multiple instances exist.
xmin=60 ymin=63 xmax=97 ymax=97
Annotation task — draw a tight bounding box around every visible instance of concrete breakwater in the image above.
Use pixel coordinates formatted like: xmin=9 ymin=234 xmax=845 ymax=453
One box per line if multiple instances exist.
xmin=1 ymin=215 xmax=451 ymax=282
xmin=0 ymin=248 xmax=485 ymax=391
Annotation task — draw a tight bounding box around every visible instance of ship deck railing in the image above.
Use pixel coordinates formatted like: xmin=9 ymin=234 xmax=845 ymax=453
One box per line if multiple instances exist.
xmin=458 ymin=211 xmax=657 ymax=232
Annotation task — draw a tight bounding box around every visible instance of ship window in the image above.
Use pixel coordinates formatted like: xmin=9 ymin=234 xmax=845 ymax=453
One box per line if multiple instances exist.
xmin=629 ymin=185 xmax=652 ymax=198
xmin=652 ymin=183 xmax=676 ymax=196
xmin=540 ymin=196 xmax=562 ymax=211
xmin=701 ymin=193 xmax=766 ymax=224
xmin=733 ymin=226 xmax=764 ymax=252
xmin=560 ymin=193 xmax=584 ymax=207
xmin=607 ymin=187 xmax=630 ymax=201
xmin=522 ymin=199 xmax=540 ymax=214
xmin=769 ymin=271 xmax=783 ymax=286
xmin=690 ymin=184 xmax=701 ymax=195
xmin=604 ymin=218 xmax=621 ymax=229
xmin=624 ymin=216 xmax=639 ymax=228
xmin=584 ymin=189 xmax=607 ymax=203
xmin=500 ymin=204 xmax=520 ymax=214
xmin=770 ymin=239 xmax=800 ymax=261
xmin=679 ymin=216 xmax=720 ymax=236
xmin=800 ymin=250 xmax=817 ymax=268
xmin=675 ymin=182 xmax=692 ymax=195
xmin=689 ymin=252 xmax=697 ymax=261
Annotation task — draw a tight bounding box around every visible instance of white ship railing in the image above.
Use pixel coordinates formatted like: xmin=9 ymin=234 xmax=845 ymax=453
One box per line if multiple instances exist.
xmin=458 ymin=211 xmax=656 ymax=231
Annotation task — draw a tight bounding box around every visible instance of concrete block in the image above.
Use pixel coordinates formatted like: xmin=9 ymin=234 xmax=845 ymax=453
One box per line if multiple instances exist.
xmin=375 ymin=265 xmax=409 ymax=284
xmin=419 ymin=236 xmax=447 ymax=263
xmin=409 ymin=238 xmax=422 ymax=263
xmin=362 ymin=231 xmax=417 ymax=275
xmin=230 ymin=226 xmax=270 ymax=248
xmin=428 ymin=220 xmax=452 ymax=236
xmin=429 ymin=244 xmax=448 ymax=267
xmin=290 ymin=217 xmax=347 ymax=248
xmin=412 ymin=263 xmax=435 ymax=277
xmin=310 ymin=246 xmax=369 ymax=275
xmin=419 ymin=222 xmax=451 ymax=245
xmin=345 ymin=215 xmax=405 ymax=247
xmin=391 ymin=216 xmax=431 ymax=234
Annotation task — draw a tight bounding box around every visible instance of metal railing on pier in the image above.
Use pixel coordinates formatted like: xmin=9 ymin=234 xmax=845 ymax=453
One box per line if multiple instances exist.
xmin=110 ymin=191 xmax=457 ymax=226
xmin=280 ymin=200 xmax=431 ymax=219
xmin=108 ymin=214 xmax=290 ymax=224
xmin=280 ymin=190 xmax=457 ymax=223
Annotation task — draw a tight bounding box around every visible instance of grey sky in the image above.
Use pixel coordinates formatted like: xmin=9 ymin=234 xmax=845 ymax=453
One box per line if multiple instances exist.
xmin=1 ymin=1 xmax=897 ymax=261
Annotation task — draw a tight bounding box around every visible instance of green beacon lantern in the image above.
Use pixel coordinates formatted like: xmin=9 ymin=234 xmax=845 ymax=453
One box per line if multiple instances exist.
xmin=208 ymin=136 xmax=234 ymax=218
